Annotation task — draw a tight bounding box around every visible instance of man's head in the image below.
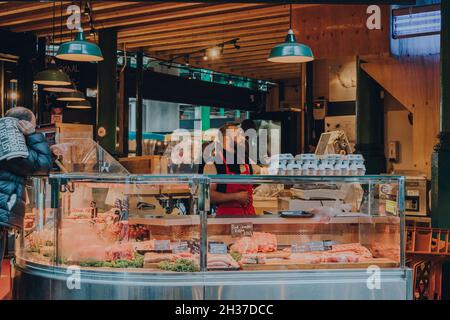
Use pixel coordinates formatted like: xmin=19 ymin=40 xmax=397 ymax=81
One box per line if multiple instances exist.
xmin=5 ymin=107 xmax=36 ymax=128
xmin=219 ymin=123 xmax=240 ymax=152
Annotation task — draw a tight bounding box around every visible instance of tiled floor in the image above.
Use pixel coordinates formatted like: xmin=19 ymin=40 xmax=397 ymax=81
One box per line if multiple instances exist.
xmin=0 ymin=259 xmax=11 ymax=300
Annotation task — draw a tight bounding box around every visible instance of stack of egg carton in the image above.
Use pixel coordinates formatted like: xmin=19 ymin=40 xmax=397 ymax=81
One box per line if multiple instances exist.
xmin=268 ymin=153 xmax=366 ymax=176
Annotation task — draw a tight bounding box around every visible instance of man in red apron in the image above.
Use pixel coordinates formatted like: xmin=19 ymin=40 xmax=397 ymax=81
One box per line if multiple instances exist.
xmin=203 ymin=123 xmax=258 ymax=216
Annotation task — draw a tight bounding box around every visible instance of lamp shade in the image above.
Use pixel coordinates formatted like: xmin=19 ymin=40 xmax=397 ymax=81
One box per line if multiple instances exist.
xmin=56 ymin=30 xmax=104 ymax=62
xmin=57 ymin=91 xmax=85 ymax=101
xmin=34 ymin=65 xmax=72 ymax=86
xmin=43 ymin=84 xmax=77 ymax=93
xmin=66 ymin=100 xmax=91 ymax=109
xmin=268 ymin=30 xmax=314 ymax=63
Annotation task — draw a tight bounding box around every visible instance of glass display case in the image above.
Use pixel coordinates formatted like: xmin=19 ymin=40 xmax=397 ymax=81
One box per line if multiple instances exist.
xmin=13 ymin=174 xmax=411 ymax=300
xmin=17 ymin=175 xmax=207 ymax=274
xmin=206 ymin=175 xmax=404 ymax=272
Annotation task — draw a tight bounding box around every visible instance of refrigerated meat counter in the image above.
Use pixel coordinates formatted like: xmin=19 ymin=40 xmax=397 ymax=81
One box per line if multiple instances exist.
xmin=12 ymin=174 xmax=412 ymax=300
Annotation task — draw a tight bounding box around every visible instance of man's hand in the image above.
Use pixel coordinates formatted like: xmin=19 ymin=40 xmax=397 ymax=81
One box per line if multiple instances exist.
xmin=234 ymin=191 xmax=251 ymax=206
xmin=17 ymin=120 xmax=35 ymax=136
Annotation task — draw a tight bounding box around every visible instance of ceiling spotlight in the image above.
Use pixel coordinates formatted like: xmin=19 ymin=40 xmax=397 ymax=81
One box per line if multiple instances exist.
xmin=208 ymin=47 xmax=220 ymax=60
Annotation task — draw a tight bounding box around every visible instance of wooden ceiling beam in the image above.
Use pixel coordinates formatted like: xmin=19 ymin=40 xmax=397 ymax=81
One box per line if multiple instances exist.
xmin=0 ymin=1 xmax=140 ymax=27
xmin=0 ymin=2 xmax=64 ymax=17
xmin=54 ymin=16 xmax=289 ymax=44
xmin=152 ymin=40 xmax=282 ymax=58
xmin=125 ymin=26 xmax=287 ymax=50
xmin=118 ymin=17 xmax=289 ymax=44
xmin=117 ymin=4 xmax=293 ymax=38
xmin=42 ymin=4 xmax=289 ymax=40
xmin=118 ymin=14 xmax=289 ymax=41
xmin=133 ymin=32 xmax=286 ymax=52
xmin=15 ymin=3 xmax=267 ymax=34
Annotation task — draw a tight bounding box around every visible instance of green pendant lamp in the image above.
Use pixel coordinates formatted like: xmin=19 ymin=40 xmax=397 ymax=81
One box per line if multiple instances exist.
xmin=34 ymin=2 xmax=73 ymax=86
xmin=34 ymin=61 xmax=72 ymax=86
xmin=56 ymin=28 xmax=103 ymax=62
xmin=268 ymin=5 xmax=314 ymax=63
xmin=43 ymin=84 xmax=77 ymax=93
xmin=66 ymin=100 xmax=91 ymax=109
xmin=57 ymin=90 xmax=85 ymax=101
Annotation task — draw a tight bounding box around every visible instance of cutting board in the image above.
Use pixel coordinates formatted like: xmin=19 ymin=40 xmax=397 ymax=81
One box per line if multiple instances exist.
xmin=241 ymin=258 xmax=398 ymax=270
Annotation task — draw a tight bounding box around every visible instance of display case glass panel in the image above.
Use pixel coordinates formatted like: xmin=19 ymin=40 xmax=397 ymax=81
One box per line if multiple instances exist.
xmin=17 ymin=175 xmax=404 ymax=274
xmin=206 ymin=175 xmax=404 ymax=271
xmin=18 ymin=175 xmax=207 ymax=273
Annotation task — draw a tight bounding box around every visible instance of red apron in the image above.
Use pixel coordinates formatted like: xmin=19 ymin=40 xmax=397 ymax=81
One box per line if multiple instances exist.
xmin=216 ymin=153 xmax=255 ymax=216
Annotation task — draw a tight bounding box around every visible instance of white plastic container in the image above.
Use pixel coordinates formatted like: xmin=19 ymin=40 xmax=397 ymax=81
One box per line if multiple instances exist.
xmin=300 ymin=154 xmax=318 ymax=176
xmin=319 ymin=155 xmax=336 ymax=176
xmin=335 ymin=155 xmax=350 ymax=176
xmin=348 ymin=154 xmax=366 ymax=176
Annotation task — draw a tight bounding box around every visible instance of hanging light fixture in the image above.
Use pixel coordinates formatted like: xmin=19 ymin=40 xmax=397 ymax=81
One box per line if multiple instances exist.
xmin=56 ymin=1 xmax=103 ymax=62
xmin=66 ymin=100 xmax=91 ymax=109
xmin=56 ymin=28 xmax=103 ymax=62
xmin=57 ymin=90 xmax=85 ymax=101
xmin=268 ymin=4 xmax=314 ymax=63
xmin=43 ymin=84 xmax=77 ymax=93
xmin=34 ymin=63 xmax=72 ymax=86
xmin=34 ymin=1 xmax=72 ymax=86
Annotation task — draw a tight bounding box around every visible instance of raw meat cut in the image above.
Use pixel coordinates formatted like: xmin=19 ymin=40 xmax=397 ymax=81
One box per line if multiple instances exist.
xmin=230 ymin=237 xmax=258 ymax=254
xmin=230 ymin=232 xmax=277 ymax=254
xmin=286 ymin=243 xmax=374 ymax=264
xmin=370 ymin=241 xmax=400 ymax=261
xmin=105 ymin=243 xmax=135 ymax=261
xmin=207 ymin=254 xmax=240 ymax=269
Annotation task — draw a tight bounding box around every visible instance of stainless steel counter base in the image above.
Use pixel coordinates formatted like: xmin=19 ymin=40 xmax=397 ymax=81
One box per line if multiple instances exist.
xmin=12 ymin=259 xmax=412 ymax=300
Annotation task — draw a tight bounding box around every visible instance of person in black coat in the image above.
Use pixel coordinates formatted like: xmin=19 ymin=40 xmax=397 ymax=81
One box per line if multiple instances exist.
xmin=0 ymin=107 xmax=52 ymax=275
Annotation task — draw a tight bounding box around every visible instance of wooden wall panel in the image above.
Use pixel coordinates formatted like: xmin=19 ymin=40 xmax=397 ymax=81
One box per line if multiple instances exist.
xmin=361 ymin=56 xmax=440 ymax=176
xmin=293 ymin=5 xmax=390 ymax=60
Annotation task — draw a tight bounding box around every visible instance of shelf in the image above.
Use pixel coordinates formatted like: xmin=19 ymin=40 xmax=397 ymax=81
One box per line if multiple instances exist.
xmin=241 ymin=258 xmax=399 ymax=270
xmin=129 ymin=215 xmax=200 ymax=226
xmin=207 ymin=215 xmax=399 ymax=225
xmin=128 ymin=215 xmax=399 ymax=226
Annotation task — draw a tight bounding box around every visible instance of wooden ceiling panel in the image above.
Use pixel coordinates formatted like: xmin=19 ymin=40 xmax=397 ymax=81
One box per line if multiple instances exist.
xmin=1 ymin=1 xmax=321 ymax=82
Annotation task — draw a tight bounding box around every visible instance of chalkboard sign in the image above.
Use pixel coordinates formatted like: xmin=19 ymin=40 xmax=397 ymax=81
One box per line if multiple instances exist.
xmin=208 ymin=242 xmax=228 ymax=255
xmin=291 ymin=242 xmax=309 ymax=253
xmin=154 ymin=240 xmax=170 ymax=251
xmin=231 ymin=223 xmax=253 ymax=238
xmin=292 ymin=240 xmax=334 ymax=253
xmin=189 ymin=238 xmax=200 ymax=254
xmin=172 ymin=241 xmax=189 ymax=254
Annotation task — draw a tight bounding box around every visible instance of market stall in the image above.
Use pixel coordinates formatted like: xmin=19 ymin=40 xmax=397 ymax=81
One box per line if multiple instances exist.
xmin=13 ymin=173 xmax=411 ymax=300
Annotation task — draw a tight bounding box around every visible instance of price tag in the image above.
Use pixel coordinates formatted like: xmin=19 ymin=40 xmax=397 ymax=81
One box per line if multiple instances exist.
xmin=208 ymin=242 xmax=228 ymax=254
xmin=386 ymin=200 xmax=398 ymax=215
xmin=154 ymin=240 xmax=170 ymax=251
xmin=189 ymin=238 xmax=200 ymax=254
xmin=172 ymin=241 xmax=189 ymax=253
xmin=291 ymin=242 xmax=309 ymax=253
xmin=231 ymin=223 xmax=253 ymax=237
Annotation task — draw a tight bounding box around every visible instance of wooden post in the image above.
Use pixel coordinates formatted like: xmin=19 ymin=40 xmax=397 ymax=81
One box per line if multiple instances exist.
xmin=431 ymin=0 xmax=450 ymax=299
xmin=356 ymin=59 xmax=386 ymax=174
xmin=97 ymin=28 xmax=118 ymax=155
xmin=135 ymin=49 xmax=144 ymax=156
xmin=432 ymin=1 xmax=450 ymax=229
